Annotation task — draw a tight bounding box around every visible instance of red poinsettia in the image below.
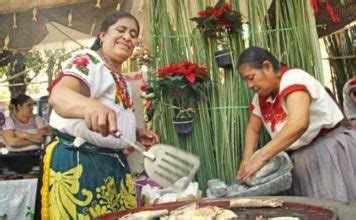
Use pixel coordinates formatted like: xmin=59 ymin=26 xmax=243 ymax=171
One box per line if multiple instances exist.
xmin=157 ymin=61 xmax=210 ymax=99
xmin=191 ymin=0 xmax=242 ymax=37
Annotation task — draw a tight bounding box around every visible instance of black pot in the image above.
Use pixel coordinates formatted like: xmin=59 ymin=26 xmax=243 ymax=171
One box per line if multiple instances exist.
xmin=214 ymin=49 xmax=233 ymax=68
xmin=173 ymin=116 xmax=194 ymax=134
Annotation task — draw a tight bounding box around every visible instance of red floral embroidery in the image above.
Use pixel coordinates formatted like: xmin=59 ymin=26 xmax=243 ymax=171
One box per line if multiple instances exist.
xmin=257 ymin=65 xmax=294 ymax=132
xmin=259 ymin=96 xmax=287 ymax=132
xmin=249 ymin=104 xmax=255 ymax=112
xmin=72 ymin=55 xmax=89 ymax=67
xmin=110 ymin=72 xmax=132 ymax=109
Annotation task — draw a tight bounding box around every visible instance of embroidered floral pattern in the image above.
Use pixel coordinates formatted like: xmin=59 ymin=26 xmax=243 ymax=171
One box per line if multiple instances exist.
xmin=257 ymin=65 xmax=293 ymax=132
xmin=47 ymin=166 xmax=136 ymax=219
xmin=48 ymin=164 xmax=93 ymax=219
xmin=117 ymin=174 xmax=137 ymax=209
xmin=110 ymin=72 xmax=133 ymax=109
xmin=259 ymin=96 xmax=287 ymax=132
xmin=66 ymin=53 xmax=100 ymax=75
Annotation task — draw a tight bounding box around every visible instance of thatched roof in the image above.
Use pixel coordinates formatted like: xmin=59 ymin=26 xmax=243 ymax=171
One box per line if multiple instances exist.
xmin=0 ymin=0 xmax=90 ymax=14
xmin=0 ymin=0 xmax=134 ymax=51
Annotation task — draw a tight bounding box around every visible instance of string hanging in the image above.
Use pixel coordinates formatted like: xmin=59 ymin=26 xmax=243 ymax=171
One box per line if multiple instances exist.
xmin=138 ymin=0 xmax=144 ymax=13
xmin=13 ymin=13 xmax=17 ymax=29
xmin=90 ymin=20 xmax=96 ymax=36
xmin=32 ymin=7 xmax=38 ymax=22
xmin=95 ymin=0 xmax=101 ymax=8
xmin=116 ymin=2 xmax=121 ymax=11
xmin=3 ymin=34 xmax=10 ymax=50
xmin=67 ymin=9 xmax=73 ymax=27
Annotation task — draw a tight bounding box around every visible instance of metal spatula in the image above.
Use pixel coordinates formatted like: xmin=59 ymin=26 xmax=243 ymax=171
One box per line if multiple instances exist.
xmin=113 ymin=132 xmax=200 ymax=190
xmin=73 ymin=132 xmax=200 ymax=190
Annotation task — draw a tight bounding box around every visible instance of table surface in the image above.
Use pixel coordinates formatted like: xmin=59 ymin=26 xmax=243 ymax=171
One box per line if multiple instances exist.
xmin=268 ymin=196 xmax=356 ymax=220
xmin=0 ymin=178 xmax=38 ymax=220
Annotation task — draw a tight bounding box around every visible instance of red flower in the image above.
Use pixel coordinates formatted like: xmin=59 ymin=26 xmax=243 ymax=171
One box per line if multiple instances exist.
xmin=198 ymin=10 xmax=208 ymax=18
xmin=72 ymin=55 xmax=89 ymax=67
xmin=191 ymin=1 xmax=242 ymax=37
xmin=185 ymin=73 xmax=196 ymax=84
xmin=217 ymin=6 xmax=224 ymax=16
xmin=223 ymin=2 xmax=232 ymax=11
xmin=157 ymin=61 xmax=209 ymax=98
xmin=209 ymin=8 xmax=219 ymax=17
xmin=140 ymin=83 xmax=148 ymax=91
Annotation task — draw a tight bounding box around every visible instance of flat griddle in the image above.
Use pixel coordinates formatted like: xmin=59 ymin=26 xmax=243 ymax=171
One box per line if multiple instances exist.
xmin=94 ymin=198 xmax=336 ymax=220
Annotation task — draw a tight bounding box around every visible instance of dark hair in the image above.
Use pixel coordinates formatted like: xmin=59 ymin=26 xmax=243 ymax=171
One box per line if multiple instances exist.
xmin=236 ymin=46 xmax=281 ymax=72
xmin=11 ymin=94 xmax=32 ymax=111
xmin=91 ymin=11 xmax=140 ymax=50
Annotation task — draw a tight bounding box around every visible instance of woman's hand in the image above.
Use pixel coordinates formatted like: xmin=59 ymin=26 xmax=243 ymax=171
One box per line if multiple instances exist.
xmin=236 ymin=155 xmax=252 ymax=180
xmin=82 ymin=101 xmax=117 ymax=137
xmin=236 ymin=152 xmax=269 ymax=180
xmin=136 ymin=128 xmax=159 ymax=147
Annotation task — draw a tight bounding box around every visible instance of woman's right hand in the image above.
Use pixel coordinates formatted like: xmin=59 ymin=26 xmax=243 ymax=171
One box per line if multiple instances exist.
xmin=82 ymin=100 xmax=117 ymax=137
xmin=236 ymin=155 xmax=252 ymax=180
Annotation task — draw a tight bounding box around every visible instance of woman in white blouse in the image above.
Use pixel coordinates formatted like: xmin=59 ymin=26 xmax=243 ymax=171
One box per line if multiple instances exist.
xmin=36 ymin=12 xmax=159 ymax=219
xmin=2 ymin=94 xmax=48 ymax=152
xmin=235 ymin=46 xmax=356 ymax=202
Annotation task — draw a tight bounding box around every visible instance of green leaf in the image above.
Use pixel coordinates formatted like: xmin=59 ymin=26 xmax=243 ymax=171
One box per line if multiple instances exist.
xmin=77 ymin=66 xmax=89 ymax=75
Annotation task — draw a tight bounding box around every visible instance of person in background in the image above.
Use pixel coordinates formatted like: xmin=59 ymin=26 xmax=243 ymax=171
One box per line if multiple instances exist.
xmin=36 ymin=11 xmax=159 ymax=219
xmin=235 ymin=46 xmax=356 ymax=202
xmin=343 ymin=77 xmax=356 ymax=128
xmin=2 ymin=94 xmax=48 ymax=152
xmin=0 ymin=110 xmax=6 ymax=149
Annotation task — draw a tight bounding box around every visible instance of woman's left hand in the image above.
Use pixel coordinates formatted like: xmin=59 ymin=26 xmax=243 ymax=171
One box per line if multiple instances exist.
xmin=136 ymin=128 xmax=160 ymax=147
xmin=237 ymin=152 xmax=269 ymax=180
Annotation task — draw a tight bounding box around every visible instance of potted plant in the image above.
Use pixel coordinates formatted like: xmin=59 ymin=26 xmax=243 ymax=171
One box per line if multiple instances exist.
xmin=157 ymin=61 xmax=210 ymax=134
xmin=172 ymin=109 xmax=195 ymax=134
xmin=191 ymin=0 xmax=243 ymax=68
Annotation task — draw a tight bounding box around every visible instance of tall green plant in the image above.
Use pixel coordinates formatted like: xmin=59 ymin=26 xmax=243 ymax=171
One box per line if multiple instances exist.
xmin=148 ymin=0 xmax=326 ymax=193
xmin=149 ymin=0 xmax=218 ymax=192
xmin=323 ymin=25 xmax=356 ymax=104
xmin=247 ymin=0 xmax=324 ymax=80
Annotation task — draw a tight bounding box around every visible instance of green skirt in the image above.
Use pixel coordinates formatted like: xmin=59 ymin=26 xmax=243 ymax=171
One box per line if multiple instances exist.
xmin=38 ymin=137 xmax=137 ymax=219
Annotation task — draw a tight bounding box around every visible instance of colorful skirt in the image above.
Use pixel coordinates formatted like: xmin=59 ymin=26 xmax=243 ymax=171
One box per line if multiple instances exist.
xmin=35 ymin=136 xmax=137 ymax=219
xmin=290 ymin=126 xmax=356 ymax=202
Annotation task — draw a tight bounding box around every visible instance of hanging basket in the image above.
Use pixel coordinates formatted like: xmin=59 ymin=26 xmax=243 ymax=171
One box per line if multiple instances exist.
xmin=173 ymin=114 xmax=194 ymax=134
xmin=214 ymin=49 xmax=233 ymax=68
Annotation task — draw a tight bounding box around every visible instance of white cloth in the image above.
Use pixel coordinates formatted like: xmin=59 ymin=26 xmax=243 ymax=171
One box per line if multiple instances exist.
xmin=250 ymin=68 xmax=343 ymax=151
xmin=50 ymin=49 xmax=136 ymax=149
xmin=343 ymin=77 xmax=356 ymax=120
xmin=0 ymin=178 xmax=37 ymax=220
xmin=2 ymin=115 xmax=46 ymax=152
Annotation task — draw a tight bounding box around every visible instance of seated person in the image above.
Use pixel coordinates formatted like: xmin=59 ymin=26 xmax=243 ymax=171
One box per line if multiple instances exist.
xmin=2 ymin=94 xmax=48 ymax=152
xmin=0 ymin=111 xmax=5 ymax=148
xmin=343 ymin=77 xmax=356 ymax=128
xmin=0 ymin=132 xmax=5 ymax=148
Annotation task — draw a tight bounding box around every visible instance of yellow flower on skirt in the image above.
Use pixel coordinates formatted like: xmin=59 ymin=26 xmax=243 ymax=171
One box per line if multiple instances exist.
xmin=118 ymin=174 xmax=137 ymax=209
xmin=48 ymin=164 xmax=93 ymax=219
